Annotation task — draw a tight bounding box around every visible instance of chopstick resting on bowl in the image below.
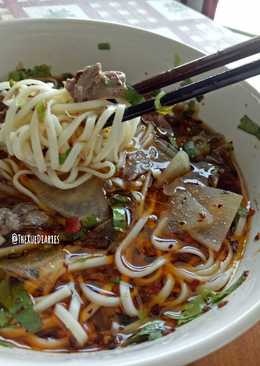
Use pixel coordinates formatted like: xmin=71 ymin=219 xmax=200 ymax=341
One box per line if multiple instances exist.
xmin=133 ymin=36 xmax=260 ymax=94
xmin=107 ymin=36 xmax=260 ymax=125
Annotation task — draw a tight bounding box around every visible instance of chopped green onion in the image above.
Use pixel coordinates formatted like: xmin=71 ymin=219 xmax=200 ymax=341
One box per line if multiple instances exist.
xmin=36 ymin=102 xmax=46 ymax=122
xmin=81 ymin=215 xmax=100 ymax=230
xmin=124 ymin=86 xmax=145 ymax=106
xmin=112 ymin=277 xmax=121 ymax=285
xmin=111 ymin=194 xmax=130 ymax=206
xmin=112 ymin=206 xmax=127 ymax=232
xmin=183 ymin=140 xmax=199 ymax=159
xmin=150 ymin=89 xmax=161 ymax=97
xmin=238 ymin=115 xmax=260 ymax=140
xmin=59 ymin=148 xmax=71 ymax=165
xmin=97 ymin=42 xmax=111 ymax=50
xmin=154 ymin=91 xmax=173 ymax=116
xmin=180 ymin=77 xmax=193 ymax=87
xmin=169 ymin=136 xmax=177 ymax=148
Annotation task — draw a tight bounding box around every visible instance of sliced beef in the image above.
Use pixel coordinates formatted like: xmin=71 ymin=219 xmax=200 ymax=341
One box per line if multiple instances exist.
xmin=65 ymin=62 xmax=127 ymax=101
xmin=0 ymin=203 xmax=49 ymax=236
xmin=123 ymin=145 xmax=170 ymax=180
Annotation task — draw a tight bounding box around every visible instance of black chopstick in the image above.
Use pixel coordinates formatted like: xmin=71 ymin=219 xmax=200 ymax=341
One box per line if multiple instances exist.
xmin=133 ymin=36 xmax=260 ymax=94
xmin=120 ymin=58 xmax=260 ymax=122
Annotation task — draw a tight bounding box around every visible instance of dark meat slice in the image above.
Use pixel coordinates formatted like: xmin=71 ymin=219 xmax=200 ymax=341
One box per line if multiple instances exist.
xmin=84 ymin=219 xmax=114 ymax=250
xmin=0 ymin=248 xmax=65 ymax=284
xmin=28 ymin=177 xmax=110 ymax=220
xmin=123 ymin=146 xmax=169 ymax=180
xmin=0 ymin=203 xmax=48 ymax=235
xmin=65 ymin=62 xmax=127 ymax=102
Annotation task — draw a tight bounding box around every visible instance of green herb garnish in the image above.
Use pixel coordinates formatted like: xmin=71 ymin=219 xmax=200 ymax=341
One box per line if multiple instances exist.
xmin=169 ymin=136 xmax=178 ymax=148
xmin=123 ymin=320 xmax=166 ymax=346
xmin=165 ymin=271 xmax=248 ymax=326
xmin=112 ymin=277 xmax=121 ymax=285
xmin=0 ymin=308 xmax=11 ymax=328
xmin=81 ymin=215 xmax=100 ymax=230
xmin=36 ymin=102 xmax=46 ymax=122
xmin=8 ymin=64 xmax=52 ymax=82
xmin=110 ymin=194 xmax=130 ymax=206
xmin=0 ymin=279 xmax=41 ymax=332
xmin=180 ymin=77 xmax=193 ymax=87
xmin=154 ymin=91 xmax=173 ymax=115
xmin=97 ymin=42 xmax=111 ymax=50
xmin=124 ymin=86 xmax=145 ymax=106
xmin=238 ymin=115 xmax=260 ymax=140
xmin=150 ymin=89 xmax=161 ymax=97
xmin=59 ymin=148 xmax=71 ymax=165
xmin=112 ymin=207 xmax=127 ymax=232
xmin=183 ymin=140 xmax=199 ymax=159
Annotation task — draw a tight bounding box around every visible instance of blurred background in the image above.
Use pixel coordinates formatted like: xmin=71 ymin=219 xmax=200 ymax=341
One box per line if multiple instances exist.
xmin=179 ymin=0 xmax=259 ymax=36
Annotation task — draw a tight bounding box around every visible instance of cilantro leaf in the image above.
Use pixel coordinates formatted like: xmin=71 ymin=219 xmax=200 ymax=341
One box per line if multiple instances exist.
xmin=0 ymin=308 xmax=11 ymax=328
xmin=165 ymin=271 xmax=248 ymax=326
xmin=81 ymin=215 xmax=100 ymax=230
xmin=123 ymin=320 xmax=166 ymax=346
xmin=8 ymin=64 xmax=51 ymax=81
xmin=124 ymin=86 xmax=145 ymax=106
xmin=201 ymin=271 xmax=249 ymax=305
xmin=0 ymin=279 xmax=41 ymax=333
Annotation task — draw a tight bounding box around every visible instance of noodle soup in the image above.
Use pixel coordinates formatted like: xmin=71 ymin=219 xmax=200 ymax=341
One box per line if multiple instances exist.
xmin=0 ymin=63 xmax=251 ymax=351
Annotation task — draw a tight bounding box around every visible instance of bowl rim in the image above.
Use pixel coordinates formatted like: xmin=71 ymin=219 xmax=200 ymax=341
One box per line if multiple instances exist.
xmin=0 ymin=17 xmax=259 ymax=366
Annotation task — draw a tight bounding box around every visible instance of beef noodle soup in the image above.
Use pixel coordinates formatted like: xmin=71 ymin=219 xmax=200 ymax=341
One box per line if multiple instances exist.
xmin=0 ymin=63 xmax=251 ymax=351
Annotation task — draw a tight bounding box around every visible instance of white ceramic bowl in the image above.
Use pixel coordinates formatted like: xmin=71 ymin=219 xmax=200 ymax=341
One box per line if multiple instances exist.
xmin=0 ymin=18 xmax=259 ymax=366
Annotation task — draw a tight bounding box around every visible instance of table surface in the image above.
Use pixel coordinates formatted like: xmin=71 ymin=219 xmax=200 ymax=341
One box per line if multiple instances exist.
xmin=0 ymin=1 xmax=259 ymax=365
